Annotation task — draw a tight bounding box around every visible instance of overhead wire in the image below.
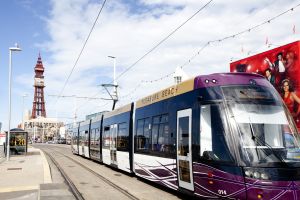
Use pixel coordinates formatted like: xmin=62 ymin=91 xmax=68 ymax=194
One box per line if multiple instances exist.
xmin=54 ymin=0 xmax=107 ymax=106
xmin=71 ymin=1 xmax=300 ymax=113
xmin=119 ymin=2 xmax=300 ymax=101
xmin=74 ymin=0 xmax=213 ymax=110
xmin=114 ymin=0 xmax=213 ymax=82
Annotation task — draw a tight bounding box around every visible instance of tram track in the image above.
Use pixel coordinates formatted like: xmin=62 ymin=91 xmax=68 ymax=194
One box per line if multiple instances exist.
xmin=42 ymin=150 xmax=84 ymax=200
xmin=41 ymin=146 xmax=140 ymax=200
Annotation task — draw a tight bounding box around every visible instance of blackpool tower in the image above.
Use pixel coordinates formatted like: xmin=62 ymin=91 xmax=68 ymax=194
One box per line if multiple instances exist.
xmin=31 ymin=54 xmax=46 ymax=118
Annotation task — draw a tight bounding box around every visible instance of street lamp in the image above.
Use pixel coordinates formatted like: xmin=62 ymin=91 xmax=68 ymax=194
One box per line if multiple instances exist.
xmin=22 ymin=94 xmax=28 ymax=129
xmin=105 ymin=56 xmax=119 ymax=110
xmin=7 ymin=43 xmax=22 ymax=161
xmin=108 ymin=56 xmax=117 ymax=95
xmin=108 ymin=56 xmax=116 ymax=82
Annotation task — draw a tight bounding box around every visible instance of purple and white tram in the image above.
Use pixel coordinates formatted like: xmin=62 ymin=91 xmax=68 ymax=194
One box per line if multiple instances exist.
xmin=71 ymin=73 xmax=300 ymax=199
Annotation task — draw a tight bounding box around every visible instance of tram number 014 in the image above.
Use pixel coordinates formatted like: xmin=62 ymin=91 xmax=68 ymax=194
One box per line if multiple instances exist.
xmin=218 ymin=190 xmax=227 ymax=195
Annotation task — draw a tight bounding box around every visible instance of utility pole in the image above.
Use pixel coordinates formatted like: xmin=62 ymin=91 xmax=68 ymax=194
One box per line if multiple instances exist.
xmin=105 ymin=56 xmax=118 ymax=110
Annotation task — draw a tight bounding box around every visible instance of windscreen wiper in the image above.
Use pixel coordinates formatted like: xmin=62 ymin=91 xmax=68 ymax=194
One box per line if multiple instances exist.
xmin=249 ymin=122 xmax=287 ymax=166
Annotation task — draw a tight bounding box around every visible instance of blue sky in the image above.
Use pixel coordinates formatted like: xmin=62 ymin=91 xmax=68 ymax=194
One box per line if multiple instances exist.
xmin=0 ymin=0 xmax=51 ymax=130
xmin=1 ymin=0 xmax=300 ymax=130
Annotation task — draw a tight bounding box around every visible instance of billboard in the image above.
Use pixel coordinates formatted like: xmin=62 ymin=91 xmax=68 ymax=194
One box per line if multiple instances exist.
xmin=230 ymin=41 xmax=300 ymax=128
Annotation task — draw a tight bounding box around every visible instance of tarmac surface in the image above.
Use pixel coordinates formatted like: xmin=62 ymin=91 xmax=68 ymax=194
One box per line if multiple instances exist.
xmin=0 ymin=145 xmax=74 ymax=200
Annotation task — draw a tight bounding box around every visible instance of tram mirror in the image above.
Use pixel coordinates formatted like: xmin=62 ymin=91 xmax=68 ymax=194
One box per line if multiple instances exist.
xmin=104 ymin=126 xmax=110 ymax=131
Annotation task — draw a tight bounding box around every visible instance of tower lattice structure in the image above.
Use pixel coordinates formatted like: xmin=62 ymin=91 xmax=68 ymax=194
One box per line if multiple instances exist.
xmin=32 ymin=54 xmax=46 ymax=118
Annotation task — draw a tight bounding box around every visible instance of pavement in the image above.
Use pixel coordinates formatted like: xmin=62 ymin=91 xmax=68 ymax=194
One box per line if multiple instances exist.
xmin=0 ymin=145 xmax=5 ymax=163
xmin=0 ymin=146 xmax=73 ymax=200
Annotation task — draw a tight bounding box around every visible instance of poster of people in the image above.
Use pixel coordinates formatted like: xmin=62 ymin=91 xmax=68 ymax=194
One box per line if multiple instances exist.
xmin=230 ymin=41 xmax=300 ymax=129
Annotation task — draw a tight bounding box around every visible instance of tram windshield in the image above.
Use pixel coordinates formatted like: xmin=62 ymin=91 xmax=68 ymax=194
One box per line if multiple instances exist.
xmin=222 ymin=85 xmax=300 ymax=167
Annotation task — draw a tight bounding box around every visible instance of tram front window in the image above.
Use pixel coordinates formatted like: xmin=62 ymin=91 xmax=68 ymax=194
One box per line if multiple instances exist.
xmin=223 ymin=85 xmax=300 ymax=167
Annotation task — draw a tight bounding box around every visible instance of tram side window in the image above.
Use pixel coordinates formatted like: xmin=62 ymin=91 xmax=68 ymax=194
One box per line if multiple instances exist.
xmin=136 ymin=118 xmax=150 ymax=151
xmin=103 ymin=126 xmax=110 ymax=148
xmin=79 ymin=131 xmax=85 ymax=145
xmin=90 ymin=129 xmax=95 ymax=146
xmin=151 ymin=114 xmax=173 ymax=154
xmin=95 ymin=128 xmax=100 ymax=147
xmin=84 ymin=130 xmax=89 ymax=145
xmin=91 ymin=128 xmax=98 ymax=146
xmin=71 ymin=130 xmax=75 ymax=142
xmin=200 ymin=104 xmax=233 ymax=163
xmin=72 ymin=129 xmax=78 ymax=143
xmin=117 ymin=123 xmax=128 ymax=151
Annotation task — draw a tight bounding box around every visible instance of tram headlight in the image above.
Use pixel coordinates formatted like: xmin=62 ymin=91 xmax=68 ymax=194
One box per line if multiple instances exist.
xmin=253 ymin=172 xmax=261 ymax=179
xmin=260 ymin=173 xmax=269 ymax=180
xmin=245 ymin=170 xmax=253 ymax=177
xmin=244 ymin=169 xmax=269 ymax=180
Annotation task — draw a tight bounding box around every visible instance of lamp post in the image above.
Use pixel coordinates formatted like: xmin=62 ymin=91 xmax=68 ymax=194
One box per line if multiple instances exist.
xmin=22 ymin=94 xmax=28 ymax=129
xmin=7 ymin=44 xmax=22 ymax=161
xmin=108 ymin=56 xmax=117 ymax=95
xmin=106 ymin=56 xmax=119 ymax=110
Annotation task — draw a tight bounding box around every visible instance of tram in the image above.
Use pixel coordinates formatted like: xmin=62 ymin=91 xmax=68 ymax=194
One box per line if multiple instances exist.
xmin=71 ymin=73 xmax=300 ymax=199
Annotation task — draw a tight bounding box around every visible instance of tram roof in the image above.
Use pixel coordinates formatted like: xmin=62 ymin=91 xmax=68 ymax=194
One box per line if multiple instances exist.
xmin=103 ymin=103 xmax=132 ymax=119
xmin=136 ymin=72 xmax=266 ymax=109
xmin=79 ymin=119 xmax=90 ymax=127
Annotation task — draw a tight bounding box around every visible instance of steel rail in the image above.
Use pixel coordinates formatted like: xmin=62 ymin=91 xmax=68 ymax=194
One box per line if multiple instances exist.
xmin=44 ymin=146 xmax=139 ymax=200
xmin=42 ymin=149 xmax=85 ymax=200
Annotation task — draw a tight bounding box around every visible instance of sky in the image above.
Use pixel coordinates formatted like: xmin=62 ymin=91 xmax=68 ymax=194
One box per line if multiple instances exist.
xmin=0 ymin=0 xmax=300 ymax=130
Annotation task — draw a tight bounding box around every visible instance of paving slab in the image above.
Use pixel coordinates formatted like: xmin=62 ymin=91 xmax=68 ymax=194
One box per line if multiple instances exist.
xmin=39 ymin=183 xmax=75 ymax=200
xmin=0 ymin=146 xmax=52 ymax=200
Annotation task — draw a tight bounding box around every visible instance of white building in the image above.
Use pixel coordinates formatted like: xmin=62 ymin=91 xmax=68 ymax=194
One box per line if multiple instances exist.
xmin=24 ymin=116 xmax=64 ymax=142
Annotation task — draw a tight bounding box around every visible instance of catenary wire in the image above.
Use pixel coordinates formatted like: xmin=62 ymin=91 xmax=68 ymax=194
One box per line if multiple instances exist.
xmin=74 ymin=0 xmax=213 ymax=110
xmin=54 ymin=0 xmax=107 ymax=106
xmin=119 ymin=2 xmax=300 ymax=100
xmin=115 ymin=0 xmax=213 ymax=82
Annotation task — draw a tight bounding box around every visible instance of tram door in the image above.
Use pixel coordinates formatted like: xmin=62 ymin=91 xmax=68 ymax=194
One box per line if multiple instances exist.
xmin=177 ymin=109 xmax=194 ymax=191
xmin=110 ymin=124 xmax=118 ymax=165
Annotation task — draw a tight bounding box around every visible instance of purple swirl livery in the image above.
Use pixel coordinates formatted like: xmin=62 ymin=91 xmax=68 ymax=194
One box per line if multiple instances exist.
xmin=135 ymin=159 xmax=300 ymax=199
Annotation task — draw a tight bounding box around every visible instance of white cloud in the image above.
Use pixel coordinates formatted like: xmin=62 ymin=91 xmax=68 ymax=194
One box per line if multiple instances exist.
xmin=17 ymin=0 xmax=300 ymax=124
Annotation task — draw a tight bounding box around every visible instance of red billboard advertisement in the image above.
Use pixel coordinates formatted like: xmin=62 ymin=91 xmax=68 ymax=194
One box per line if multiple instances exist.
xmin=230 ymin=41 xmax=300 ymax=128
